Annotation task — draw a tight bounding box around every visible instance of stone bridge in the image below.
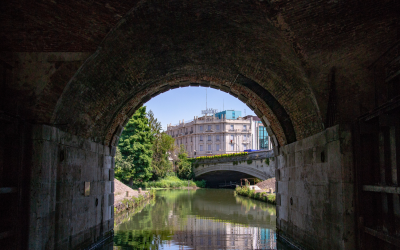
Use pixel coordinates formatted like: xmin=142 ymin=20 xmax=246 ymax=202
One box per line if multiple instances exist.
xmin=1 ymin=1 xmax=400 ymax=249
xmin=193 ymin=151 xmax=275 ymax=184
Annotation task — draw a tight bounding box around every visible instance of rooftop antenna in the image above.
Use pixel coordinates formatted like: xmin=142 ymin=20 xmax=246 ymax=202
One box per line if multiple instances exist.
xmin=206 ymin=88 xmax=207 ymax=111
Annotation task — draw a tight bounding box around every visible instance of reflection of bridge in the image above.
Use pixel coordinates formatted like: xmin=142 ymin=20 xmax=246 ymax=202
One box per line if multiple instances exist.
xmin=193 ymin=151 xmax=275 ymax=186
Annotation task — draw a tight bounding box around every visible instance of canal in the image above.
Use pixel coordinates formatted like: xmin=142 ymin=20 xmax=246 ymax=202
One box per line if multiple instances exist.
xmin=104 ymin=189 xmax=291 ymax=249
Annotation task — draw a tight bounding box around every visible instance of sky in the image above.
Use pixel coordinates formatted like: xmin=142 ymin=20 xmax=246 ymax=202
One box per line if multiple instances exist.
xmin=145 ymin=86 xmax=256 ymax=131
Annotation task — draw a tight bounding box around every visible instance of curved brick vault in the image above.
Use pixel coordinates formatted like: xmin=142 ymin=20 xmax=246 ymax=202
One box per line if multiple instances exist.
xmin=50 ymin=0 xmax=323 ymax=147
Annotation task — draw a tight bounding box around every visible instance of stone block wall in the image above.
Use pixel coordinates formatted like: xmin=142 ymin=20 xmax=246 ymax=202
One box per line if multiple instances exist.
xmin=276 ymin=125 xmax=355 ymax=250
xmin=29 ymin=125 xmax=114 ymax=249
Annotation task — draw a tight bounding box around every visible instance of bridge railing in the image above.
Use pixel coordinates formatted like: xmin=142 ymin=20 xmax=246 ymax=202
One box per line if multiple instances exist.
xmin=192 ymin=150 xmax=274 ymax=165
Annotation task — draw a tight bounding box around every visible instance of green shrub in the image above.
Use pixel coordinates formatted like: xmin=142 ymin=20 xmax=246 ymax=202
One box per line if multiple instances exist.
xmin=265 ymin=158 xmax=270 ymax=165
xmin=247 ymin=160 xmax=252 ymax=164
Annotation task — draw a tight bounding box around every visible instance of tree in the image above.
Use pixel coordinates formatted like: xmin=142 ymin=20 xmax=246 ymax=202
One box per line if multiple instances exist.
xmin=147 ymin=110 xmax=162 ymax=135
xmin=118 ymin=106 xmax=154 ymax=185
xmin=114 ymin=147 xmax=135 ymax=182
xmin=151 ymin=133 xmax=176 ymax=179
xmin=176 ymin=144 xmax=193 ymax=179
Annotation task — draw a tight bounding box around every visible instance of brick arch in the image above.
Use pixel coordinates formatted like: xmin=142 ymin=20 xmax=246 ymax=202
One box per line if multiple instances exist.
xmin=102 ymin=74 xmax=290 ymax=148
xmin=51 ymin=0 xmax=323 ymax=147
xmin=194 ymin=166 xmax=272 ymax=181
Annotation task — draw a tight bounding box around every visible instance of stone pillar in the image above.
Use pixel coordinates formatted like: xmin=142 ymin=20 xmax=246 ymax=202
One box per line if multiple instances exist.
xmin=29 ymin=125 xmax=114 ymax=249
xmin=276 ymin=125 xmax=355 ymax=249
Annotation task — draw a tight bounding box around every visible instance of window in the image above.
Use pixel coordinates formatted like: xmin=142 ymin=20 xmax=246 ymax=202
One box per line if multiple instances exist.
xmin=231 ymin=144 xmax=234 ymax=151
xmin=208 ymin=135 xmax=211 ymax=141
xmin=191 ymin=136 xmax=192 ymax=142
xmin=230 ymin=125 xmax=234 ymax=130
xmin=200 ymin=126 xmax=203 ymax=131
xmin=200 ymin=135 xmax=203 ymax=141
xmin=216 ymin=125 xmax=220 ymax=130
xmin=231 ymin=135 xmax=234 ymax=140
xmin=200 ymin=145 xmax=203 ymax=151
xmin=191 ymin=127 xmax=193 ymax=132
xmin=208 ymin=125 xmax=211 ymax=130
xmin=243 ymin=125 xmax=247 ymax=130
xmin=216 ymin=135 xmax=220 ymax=141
xmin=243 ymin=134 xmax=247 ymax=141
xmin=216 ymin=144 xmax=220 ymax=151
xmin=208 ymin=144 xmax=211 ymax=151
xmin=186 ymin=137 xmax=188 ymax=143
xmin=243 ymin=144 xmax=247 ymax=150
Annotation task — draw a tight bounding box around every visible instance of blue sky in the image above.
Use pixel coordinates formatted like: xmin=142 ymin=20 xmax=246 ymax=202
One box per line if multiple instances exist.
xmin=145 ymin=86 xmax=256 ymax=131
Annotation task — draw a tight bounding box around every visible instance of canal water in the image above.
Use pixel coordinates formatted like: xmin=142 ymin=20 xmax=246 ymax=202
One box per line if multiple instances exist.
xmin=107 ymin=189 xmax=290 ymax=250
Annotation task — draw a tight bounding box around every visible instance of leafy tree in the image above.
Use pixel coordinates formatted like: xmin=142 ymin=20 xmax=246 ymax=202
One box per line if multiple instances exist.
xmin=114 ymin=147 xmax=135 ymax=182
xmin=151 ymin=133 xmax=176 ymax=179
xmin=118 ymin=106 xmax=154 ymax=185
xmin=176 ymin=144 xmax=193 ymax=179
xmin=147 ymin=110 xmax=162 ymax=135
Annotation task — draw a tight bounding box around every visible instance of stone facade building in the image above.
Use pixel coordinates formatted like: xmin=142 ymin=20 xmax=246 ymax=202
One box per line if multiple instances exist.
xmin=166 ymin=111 xmax=271 ymax=157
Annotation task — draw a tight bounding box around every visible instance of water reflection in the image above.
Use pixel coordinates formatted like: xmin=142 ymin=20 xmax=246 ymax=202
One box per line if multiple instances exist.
xmin=109 ymin=189 xmax=288 ymax=250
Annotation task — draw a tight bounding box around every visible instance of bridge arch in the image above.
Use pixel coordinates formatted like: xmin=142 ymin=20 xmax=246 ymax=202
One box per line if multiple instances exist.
xmin=194 ymin=165 xmax=273 ymax=181
xmin=50 ymin=0 xmax=323 ymax=149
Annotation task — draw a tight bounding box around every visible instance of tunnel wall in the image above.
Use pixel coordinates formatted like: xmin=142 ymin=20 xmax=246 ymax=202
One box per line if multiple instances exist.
xmin=29 ymin=125 xmax=114 ymax=249
xmin=276 ymin=125 xmax=355 ymax=250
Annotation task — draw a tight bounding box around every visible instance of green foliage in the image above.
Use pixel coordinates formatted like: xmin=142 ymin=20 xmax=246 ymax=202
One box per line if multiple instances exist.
xmin=265 ymin=158 xmax=270 ymax=165
xmin=147 ymin=110 xmax=162 ymax=135
xmin=194 ymin=179 xmax=207 ymax=188
xmin=117 ymin=106 xmax=154 ymax=185
xmin=151 ymin=133 xmax=175 ymax=179
xmin=234 ymin=186 xmax=276 ymax=205
xmin=233 ymin=161 xmax=238 ymax=165
xmin=144 ymin=176 xmax=205 ymax=188
xmin=114 ymin=147 xmax=135 ymax=183
xmin=247 ymin=160 xmax=253 ymax=164
xmin=176 ymin=145 xmax=193 ymax=179
xmin=194 ymin=152 xmax=248 ymax=160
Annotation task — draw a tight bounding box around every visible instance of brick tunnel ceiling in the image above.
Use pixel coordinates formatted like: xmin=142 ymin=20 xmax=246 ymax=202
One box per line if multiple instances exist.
xmin=2 ymin=0 xmax=399 ymax=146
xmin=50 ymin=0 xmax=324 ymax=146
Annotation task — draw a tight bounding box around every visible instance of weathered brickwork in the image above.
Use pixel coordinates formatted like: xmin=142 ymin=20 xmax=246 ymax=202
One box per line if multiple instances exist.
xmin=48 ymin=1 xmax=323 ymax=146
xmin=30 ymin=125 xmax=114 ymax=249
xmin=276 ymin=125 xmax=354 ymax=250
xmin=1 ymin=0 xmax=399 ymax=249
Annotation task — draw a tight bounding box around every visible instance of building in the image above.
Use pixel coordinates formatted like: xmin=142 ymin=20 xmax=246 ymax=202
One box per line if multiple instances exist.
xmin=166 ymin=110 xmax=272 ymax=157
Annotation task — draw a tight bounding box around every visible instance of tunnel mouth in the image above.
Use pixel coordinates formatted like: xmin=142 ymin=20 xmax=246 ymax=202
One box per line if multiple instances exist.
xmin=195 ymin=170 xmax=263 ymax=188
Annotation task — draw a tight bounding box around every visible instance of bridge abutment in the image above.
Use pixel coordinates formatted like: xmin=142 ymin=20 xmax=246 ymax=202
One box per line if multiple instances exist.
xmin=276 ymin=125 xmax=355 ymax=249
xmin=29 ymin=125 xmax=114 ymax=249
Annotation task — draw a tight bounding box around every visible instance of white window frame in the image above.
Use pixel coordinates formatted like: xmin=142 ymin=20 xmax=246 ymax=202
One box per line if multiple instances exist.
xmin=208 ymin=125 xmax=211 ymax=130
xmin=200 ymin=135 xmax=203 ymax=141
xmin=200 ymin=145 xmax=203 ymax=151
xmin=216 ymin=144 xmax=220 ymax=151
xmin=208 ymin=144 xmax=211 ymax=151
xmin=216 ymin=125 xmax=220 ymax=130
xmin=200 ymin=125 xmax=203 ymax=131
xmin=243 ymin=144 xmax=247 ymax=150
xmin=216 ymin=135 xmax=220 ymax=141
xmin=208 ymin=135 xmax=211 ymax=141
xmin=231 ymin=144 xmax=234 ymax=151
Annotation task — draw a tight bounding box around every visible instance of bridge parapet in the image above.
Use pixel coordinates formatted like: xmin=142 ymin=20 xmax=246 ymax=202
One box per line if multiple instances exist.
xmin=192 ymin=150 xmax=274 ymax=166
xmin=193 ymin=150 xmax=276 ymax=180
